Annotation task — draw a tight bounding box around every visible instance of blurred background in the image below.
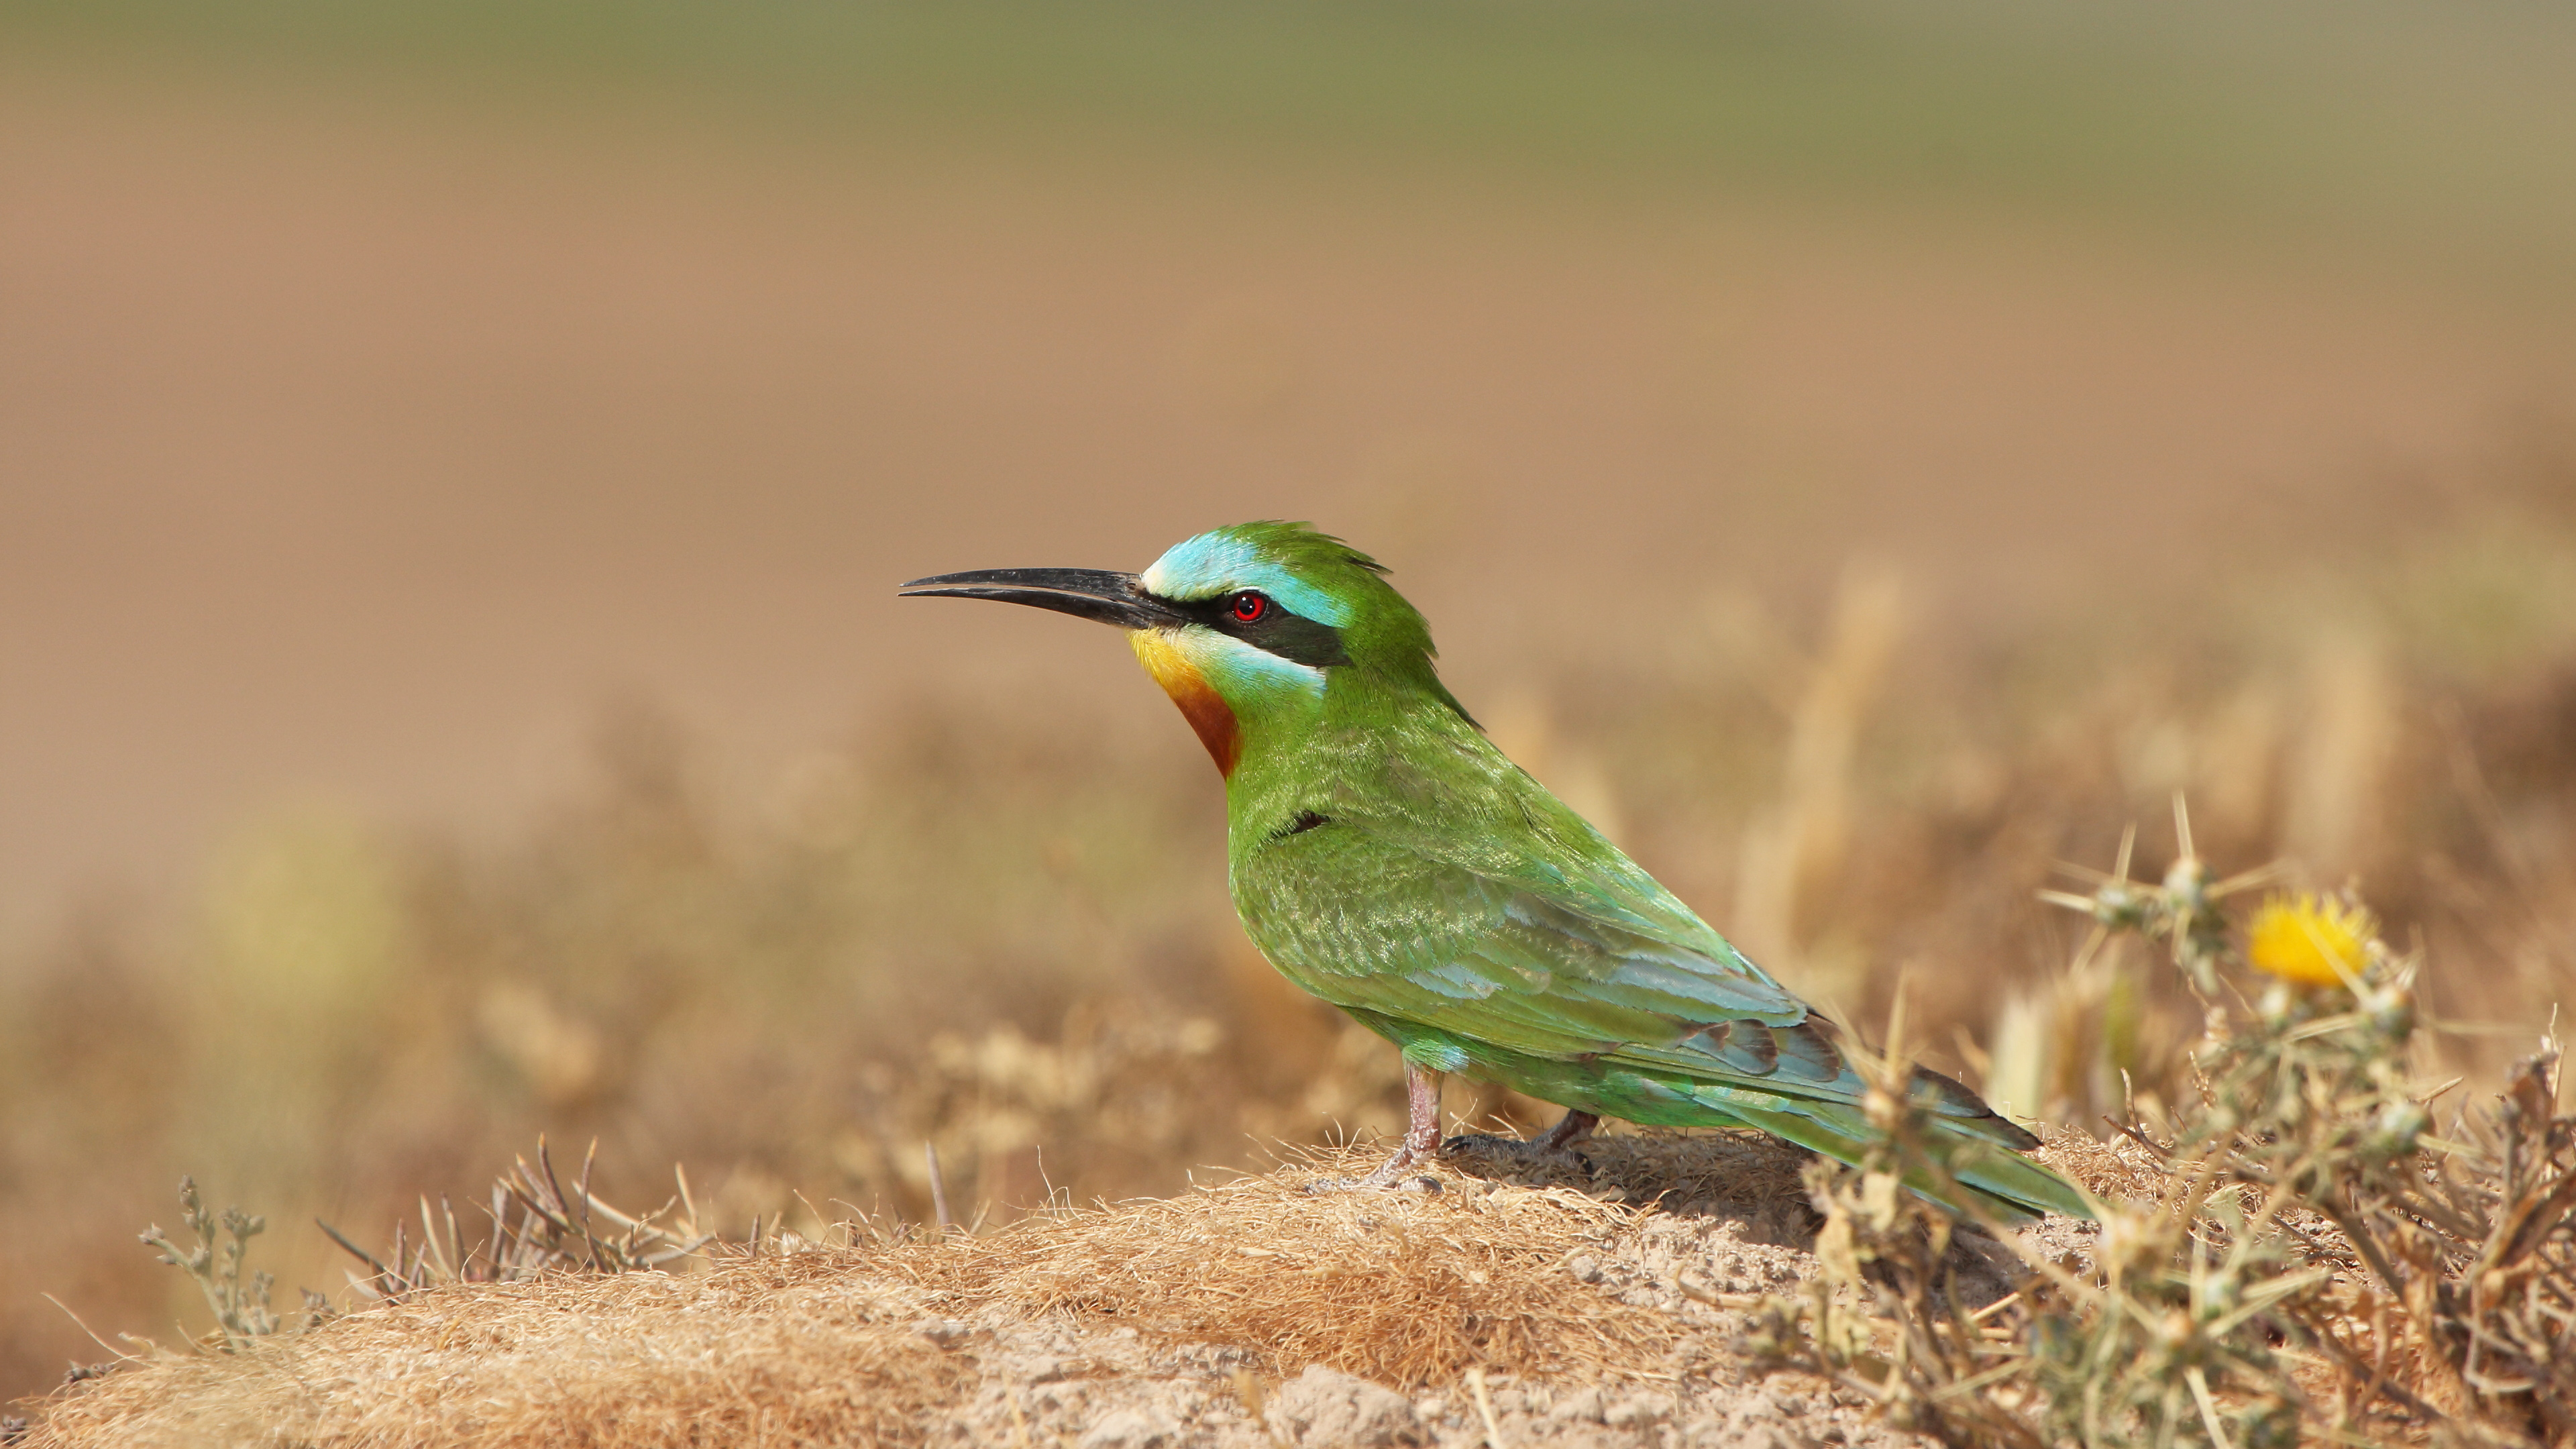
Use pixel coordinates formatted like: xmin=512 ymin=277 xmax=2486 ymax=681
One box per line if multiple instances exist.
xmin=5 ymin=0 xmax=2576 ymax=1403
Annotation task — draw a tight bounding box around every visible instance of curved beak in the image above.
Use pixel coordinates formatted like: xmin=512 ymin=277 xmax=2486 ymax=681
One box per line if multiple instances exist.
xmin=898 ymin=568 xmax=1187 ymax=631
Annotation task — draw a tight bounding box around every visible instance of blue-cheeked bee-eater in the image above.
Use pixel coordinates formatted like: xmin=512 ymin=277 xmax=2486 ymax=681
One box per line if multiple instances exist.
xmin=904 ymin=521 xmax=2086 ymax=1220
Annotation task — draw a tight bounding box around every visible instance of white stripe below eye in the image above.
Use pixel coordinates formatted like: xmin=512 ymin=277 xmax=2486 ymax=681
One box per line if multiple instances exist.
xmin=1190 ymin=629 xmax=1327 ymax=696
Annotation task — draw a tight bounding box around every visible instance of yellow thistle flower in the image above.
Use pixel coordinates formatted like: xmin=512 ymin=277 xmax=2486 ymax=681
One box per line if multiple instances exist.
xmin=2246 ymin=893 xmax=2375 ymax=987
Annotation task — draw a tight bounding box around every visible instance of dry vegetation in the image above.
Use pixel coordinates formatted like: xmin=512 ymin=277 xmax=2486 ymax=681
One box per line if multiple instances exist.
xmin=24 ymin=1246 xmax=976 ymax=1448
xmin=29 ymin=902 xmax=2575 ymax=1449
xmin=12 ymin=1135 xmax=1989 ymax=1448
xmin=3 ymin=423 xmax=2575 ymax=1442
xmin=1747 ymin=828 xmax=2576 ymax=1449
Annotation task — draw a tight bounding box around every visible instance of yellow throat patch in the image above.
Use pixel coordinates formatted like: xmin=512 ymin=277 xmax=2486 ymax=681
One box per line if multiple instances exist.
xmin=1130 ymin=629 xmax=1241 ymax=777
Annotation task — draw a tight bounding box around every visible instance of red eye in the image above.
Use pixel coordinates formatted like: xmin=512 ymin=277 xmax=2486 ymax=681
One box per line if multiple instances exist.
xmin=1229 ymin=592 xmax=1269 ymax=623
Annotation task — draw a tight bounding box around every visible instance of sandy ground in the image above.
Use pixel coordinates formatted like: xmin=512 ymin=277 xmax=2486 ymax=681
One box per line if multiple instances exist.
xmin=5 ymin=54 xmax=2571 ymax=932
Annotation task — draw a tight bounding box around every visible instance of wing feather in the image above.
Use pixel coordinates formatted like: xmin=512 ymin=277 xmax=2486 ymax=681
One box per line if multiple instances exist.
xmin=1237 ymin=808 xmax=2021 ymax=1135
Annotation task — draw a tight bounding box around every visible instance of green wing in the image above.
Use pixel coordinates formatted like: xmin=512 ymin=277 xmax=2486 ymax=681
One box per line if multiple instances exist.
xmin=1231 ymin=767 xmax=2087 ymax=1220
xmin=1238 ymin=822 xmax=1796 ymax=1051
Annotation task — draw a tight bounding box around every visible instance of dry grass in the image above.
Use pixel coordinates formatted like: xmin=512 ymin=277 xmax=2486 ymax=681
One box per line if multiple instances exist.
xmin=888 ymin=1146 xmax=1680 ymax=1388
xmin=17 ymin=1152 xmax=1705 ymax=1448
xmin=21 ymin=1263 xmax=968 ymax=1449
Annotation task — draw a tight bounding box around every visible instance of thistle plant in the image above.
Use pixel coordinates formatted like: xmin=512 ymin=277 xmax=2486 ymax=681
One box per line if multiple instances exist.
xmin=1745 ymin=994 xmax=2308 ymax=1449
xmin=1758 ymin=799 xmax=2576 ymax=1448
xmin=2033 ymin=805 xmax=2270 ymax=1000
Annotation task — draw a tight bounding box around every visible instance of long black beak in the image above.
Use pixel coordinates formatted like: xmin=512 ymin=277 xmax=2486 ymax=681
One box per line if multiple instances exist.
xmin=898 ymin=568 xmax=1187 ymax=630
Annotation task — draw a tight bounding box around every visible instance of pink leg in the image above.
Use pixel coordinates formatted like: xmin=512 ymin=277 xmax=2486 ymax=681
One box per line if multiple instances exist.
xmin=1533 ymin=1109 xmax=1601 ymax=1150
xmin=1305 ymin=1061 xmax=1445 ymax=1193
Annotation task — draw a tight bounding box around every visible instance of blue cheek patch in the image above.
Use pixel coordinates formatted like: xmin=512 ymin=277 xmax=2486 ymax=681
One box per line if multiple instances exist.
xmin=1198 ymin=633 xmax=1328 ymax=699
xmin=1144 ymin=531 xmax=1354 ymax=627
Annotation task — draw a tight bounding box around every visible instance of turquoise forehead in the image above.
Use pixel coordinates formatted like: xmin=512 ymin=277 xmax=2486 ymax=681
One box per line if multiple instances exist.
xmin=1140 ymin=531 xmax=1354 ymax=627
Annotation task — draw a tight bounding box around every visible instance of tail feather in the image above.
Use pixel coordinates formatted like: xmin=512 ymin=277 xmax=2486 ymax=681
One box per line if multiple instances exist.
xmin=1697 ymin=1088 xmax=2092 ymax=1224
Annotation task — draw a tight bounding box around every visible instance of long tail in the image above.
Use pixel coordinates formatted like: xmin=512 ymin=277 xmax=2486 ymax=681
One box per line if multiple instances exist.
xmin=1697 ymin=1085 xmax=2092 ymax=1223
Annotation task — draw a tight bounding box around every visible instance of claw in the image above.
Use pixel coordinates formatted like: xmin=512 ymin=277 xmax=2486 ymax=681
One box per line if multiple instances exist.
xmin=1442 ymin=1134 xmax=1591 ymax=1172
xmin=1445 ymin=1108 xmax=1599 ymax=1167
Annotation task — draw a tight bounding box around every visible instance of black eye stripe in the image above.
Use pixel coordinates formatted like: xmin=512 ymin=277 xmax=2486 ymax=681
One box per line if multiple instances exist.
xmin=1155 ymin=590 xmax=1352 ymax=668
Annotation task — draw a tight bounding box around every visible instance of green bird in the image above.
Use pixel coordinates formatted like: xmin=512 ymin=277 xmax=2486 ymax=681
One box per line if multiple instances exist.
xmin=903 ymin=522 xmax=2086 ymax=1220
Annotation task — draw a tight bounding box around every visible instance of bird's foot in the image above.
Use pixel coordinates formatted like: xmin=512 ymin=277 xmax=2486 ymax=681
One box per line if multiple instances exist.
xmin=1440 ymin=1132 xmax=1585 ymax=1166
xmin=1442 ymin=1110 xmax=1601 ymax=1171
xmin=1303 ymin=1146 xmax=1442 ymax=1195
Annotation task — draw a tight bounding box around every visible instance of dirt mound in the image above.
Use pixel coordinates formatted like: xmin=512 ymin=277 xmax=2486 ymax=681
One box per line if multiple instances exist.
xmin=19 ymin=1133 xmax=2091 ymax=1448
